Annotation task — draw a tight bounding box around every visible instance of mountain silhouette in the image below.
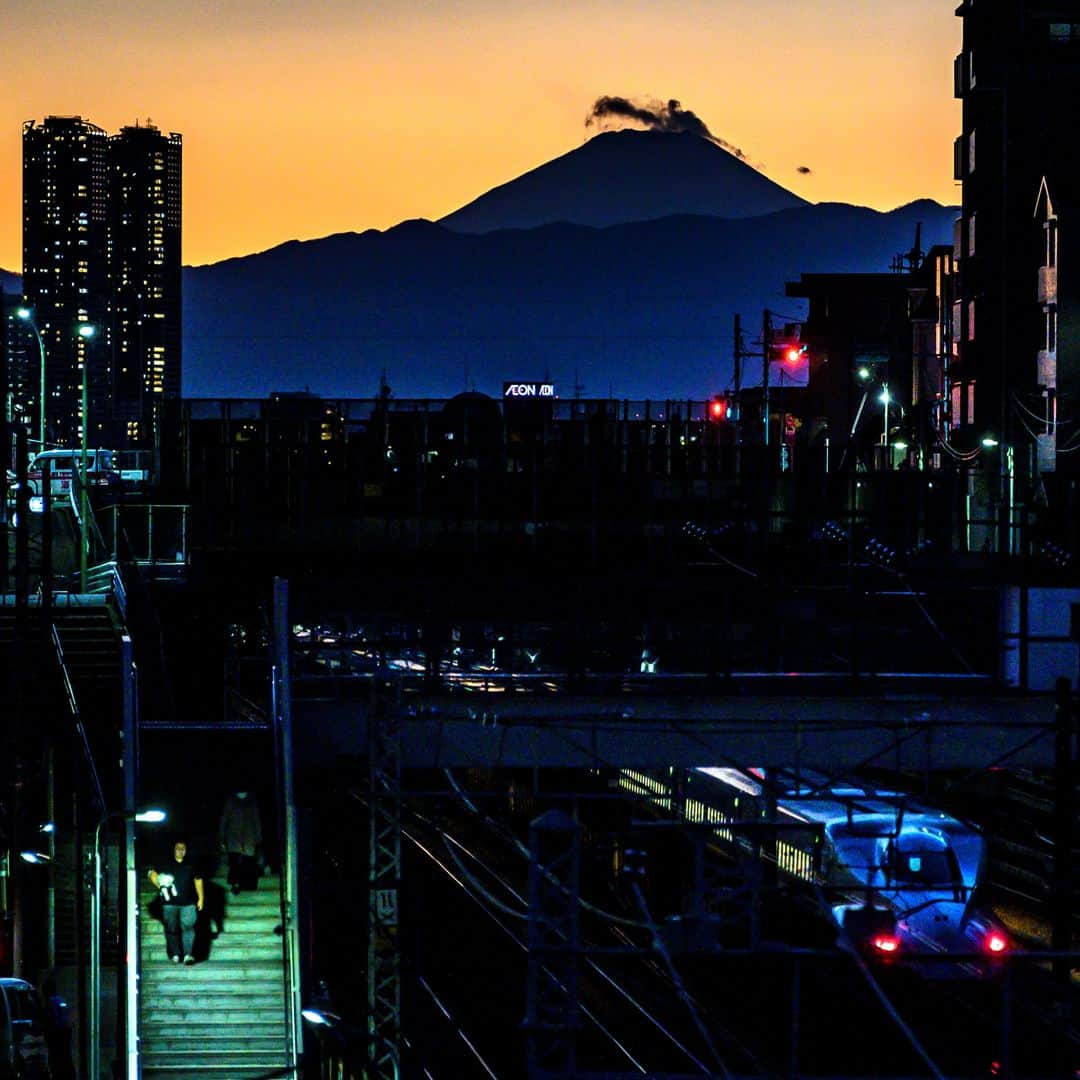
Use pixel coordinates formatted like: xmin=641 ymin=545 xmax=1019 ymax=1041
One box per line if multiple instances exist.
xmin=439 ymin=129 xmax=809 ymax=233
xmin=183 ymin=199 xmax=957 ymax=402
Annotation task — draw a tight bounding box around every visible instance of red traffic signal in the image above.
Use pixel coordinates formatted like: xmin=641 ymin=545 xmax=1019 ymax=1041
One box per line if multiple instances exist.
xmin=709 ymin=395 xmax=729 ymax=421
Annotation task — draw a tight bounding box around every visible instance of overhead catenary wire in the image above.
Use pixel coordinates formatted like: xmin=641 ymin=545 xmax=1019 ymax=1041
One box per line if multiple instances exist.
xmin=824 ymin=887 xmax=947 ymax=1080
xmin=401 ymin=824 xmax=651 ymax=1075
xmin=629 ymin=881 xmax=732 ymax=1080
xmin=427 ymin=809 xmax=717 ymax=1076
xmin=417 ymin=975 xmax=500 ymax=1079
xmin=1011 ymin=391 xmax=1069 ymax=429
xmin=441 ymin=767 xmax=652 ymax=931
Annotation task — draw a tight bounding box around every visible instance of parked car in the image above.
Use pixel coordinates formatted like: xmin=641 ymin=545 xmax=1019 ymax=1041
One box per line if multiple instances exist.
xmin=0 ymin=978 xmax=47 ymax=1078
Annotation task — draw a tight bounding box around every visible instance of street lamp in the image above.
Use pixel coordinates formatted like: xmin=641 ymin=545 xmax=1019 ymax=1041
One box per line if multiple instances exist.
xmin=77 ymin=323 xmax=95 ymax=591
xmin=879 ymin=386 xmax=891 ymax=448
xmin=91 ymin=808 xmax=166 ymax=1080
xmin=15 ymin=308 xmax=47 ymax=452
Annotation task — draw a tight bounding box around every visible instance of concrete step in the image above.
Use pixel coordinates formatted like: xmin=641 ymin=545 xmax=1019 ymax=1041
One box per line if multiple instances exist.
xmin=142 ymin=943 xmax=284 ymax=962
xmin=143 ymin=988 xmax=284 ymax=1008
xmin=142 ymin=1032 xmax=286 ymax=1053
xmin=202 ymin=907 xmax=281 ymax=923
xmin=141 ymin=1004 xmax=286 ymax=1026
xmin=140 ymin=927 xmax=284 ymax=948
xmin=142 ymin=1019 xmax=286 ymax=1037
xmin=143 ymin=1049 xmax=288 ymax=1068
xmin=144 ymin=1069 xmax=287 ymax=1079
xmin=143 ymin=1064 xmax=289 ymax=1078
xmin=140 ymin=927 xmax=283 ymax=953
xmin=141 ymin=959 xmax=282 ymax=983
xmin=141 ymin=978 xmax=284 ymax=997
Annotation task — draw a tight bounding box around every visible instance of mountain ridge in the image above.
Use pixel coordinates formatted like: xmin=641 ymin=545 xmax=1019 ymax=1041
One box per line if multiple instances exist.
xmin=183 ymin=199 xmax=958 ymax=401
xmin=439 ymin=129 xmax=810 ymax=233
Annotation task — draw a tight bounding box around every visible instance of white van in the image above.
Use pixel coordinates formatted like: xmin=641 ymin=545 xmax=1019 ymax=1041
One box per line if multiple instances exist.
xmin=27 ymin=449 xmax=120 ymax=499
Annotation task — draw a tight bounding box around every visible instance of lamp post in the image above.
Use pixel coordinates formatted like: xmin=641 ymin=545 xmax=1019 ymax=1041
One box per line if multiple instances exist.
xmin=879 ymin=386 xmax=891 ymax=449
xmin=15 ymin=308 xmax=46 ymax=452
xmin=91 ymin=808 xmax=165 ymax=1080
xmin=77 ymin=323 xmax=95 ymax=591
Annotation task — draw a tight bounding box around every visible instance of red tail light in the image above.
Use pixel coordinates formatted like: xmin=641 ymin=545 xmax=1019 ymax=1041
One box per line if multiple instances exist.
xmin=872 ymin=935 xmax=900 ymax=954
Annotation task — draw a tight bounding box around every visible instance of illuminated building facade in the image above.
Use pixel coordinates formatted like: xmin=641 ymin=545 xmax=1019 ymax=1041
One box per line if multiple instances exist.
xmin=108 ymin=123 xmax=182 ymax=447
xmin=21 ymin=116 xmax=181 ymax=452
xmin=952 ymin=3 xmax=1080 ymax=473
xmin=21 ymin=116 xmax=110 ymax=449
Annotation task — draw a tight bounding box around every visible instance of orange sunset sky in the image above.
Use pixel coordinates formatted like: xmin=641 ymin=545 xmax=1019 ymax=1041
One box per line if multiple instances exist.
xmin=0 ymin=0 xmax=960 ymax=273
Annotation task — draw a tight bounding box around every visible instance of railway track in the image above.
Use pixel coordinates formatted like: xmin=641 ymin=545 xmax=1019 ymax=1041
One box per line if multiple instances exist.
xmin=342 ymin=771 xmax=1079 ymax=1077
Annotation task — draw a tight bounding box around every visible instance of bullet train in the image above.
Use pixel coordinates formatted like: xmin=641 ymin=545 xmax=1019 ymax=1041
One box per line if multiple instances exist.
xmin=618 ymin=765 xmax=1010 ymax=976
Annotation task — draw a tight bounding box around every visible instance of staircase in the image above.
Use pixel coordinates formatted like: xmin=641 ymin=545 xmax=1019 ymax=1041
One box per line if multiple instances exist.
xmin=140 ymin=873 xmax=292 ymax=1078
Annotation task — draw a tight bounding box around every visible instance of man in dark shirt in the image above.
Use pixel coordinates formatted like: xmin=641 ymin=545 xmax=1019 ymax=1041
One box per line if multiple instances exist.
xmin=148 ymin=840 xmax=204 ymax=964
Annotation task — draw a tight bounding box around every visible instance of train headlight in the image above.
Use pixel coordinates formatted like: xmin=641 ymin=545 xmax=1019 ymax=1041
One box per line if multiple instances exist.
xmin=871 ymin=934 xmax=900 ymax=954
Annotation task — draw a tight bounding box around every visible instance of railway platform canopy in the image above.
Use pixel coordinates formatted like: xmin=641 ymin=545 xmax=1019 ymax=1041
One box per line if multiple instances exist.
xmin=292 ymin=671 xmax=1069 ymax=773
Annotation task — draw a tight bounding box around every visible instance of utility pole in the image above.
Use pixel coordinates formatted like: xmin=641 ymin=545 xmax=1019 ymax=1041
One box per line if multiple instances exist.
xmin=762 ymin=310 xmax=772 ymax=446
xmin=733 ymin=314 xmax=744 ymax=483
xmin=368 ymin=670 xmax=402 ymax=1079
xmin=733 ymin=313 xmax=743 ymax=444
xmin=524 ymin=810 xmax=581 ymax=1078
xmin=1051 ymin=676 xmax=1076 ymax=984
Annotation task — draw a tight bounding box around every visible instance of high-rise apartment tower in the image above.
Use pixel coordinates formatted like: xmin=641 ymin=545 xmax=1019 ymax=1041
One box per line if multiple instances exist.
xmin=20 ymin=116 xmax=182 ymax=451
xmin=108 ymin=122 xmax=182 ymax=446
xmin=21 ymin=116 xmax=110 ymax=449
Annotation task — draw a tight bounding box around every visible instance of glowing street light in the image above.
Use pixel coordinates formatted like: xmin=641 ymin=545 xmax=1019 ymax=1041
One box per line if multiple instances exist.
xmin=90 ymin=807 xmax=167 ymax=1080
xmin=878 ymin=386 xmax=891 ymax=448
xmin=77 ymin=323 xmax=96 ymax=591
xmin=16 ymin=308 xmax=47 ymax=452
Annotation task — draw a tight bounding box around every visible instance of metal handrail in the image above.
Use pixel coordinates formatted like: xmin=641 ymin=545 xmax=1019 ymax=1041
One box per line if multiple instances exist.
xmin=84 ymin=560 xmax=128 ymax=620
xmin=50 ymin=622 xmax=107 ymax=814
xmin=98 ymin=502 xmax=190 ymax=566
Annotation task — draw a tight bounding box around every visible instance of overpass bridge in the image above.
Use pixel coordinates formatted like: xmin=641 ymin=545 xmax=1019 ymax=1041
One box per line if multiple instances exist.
xmin=292 ymin=673 xmax=1064 ymax=773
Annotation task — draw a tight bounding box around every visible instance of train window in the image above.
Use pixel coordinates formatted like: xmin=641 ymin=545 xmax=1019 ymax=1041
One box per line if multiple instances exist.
xmin=893 ymin=850 xmax=953 ymax=884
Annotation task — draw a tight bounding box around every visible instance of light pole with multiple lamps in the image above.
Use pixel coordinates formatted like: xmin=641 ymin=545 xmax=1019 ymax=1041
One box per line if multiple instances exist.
xmin=90 ymin=808 xmax=165 ymax=1080
xmin=77 ymin=323 xmax=95 ymax=590
xmin=15 ymin=308 xmax=47 ymax=453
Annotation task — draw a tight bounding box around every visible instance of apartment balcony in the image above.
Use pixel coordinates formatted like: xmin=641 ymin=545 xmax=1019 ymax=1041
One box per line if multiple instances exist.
xmin=1037 ymin=349 xmax=1056 ymax=389
xmin=1037 ymin=265 xmax=1057 ymax=305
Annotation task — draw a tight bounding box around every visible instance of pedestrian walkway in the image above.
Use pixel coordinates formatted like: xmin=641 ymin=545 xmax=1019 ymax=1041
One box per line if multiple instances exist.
xmin=139 ymin=872 xmax=291 ymax=1078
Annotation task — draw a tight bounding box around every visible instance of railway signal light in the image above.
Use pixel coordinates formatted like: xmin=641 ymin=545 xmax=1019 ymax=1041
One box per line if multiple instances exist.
xmin=769 ymin=341 xmax=807 ymax=365
xmin=708 ymin=395 xmax=729 ymax=421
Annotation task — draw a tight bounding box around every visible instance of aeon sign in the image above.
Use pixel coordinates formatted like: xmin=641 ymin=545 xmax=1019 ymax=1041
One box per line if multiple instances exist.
xmin=504 ymin=382 xmax=556 ymax=398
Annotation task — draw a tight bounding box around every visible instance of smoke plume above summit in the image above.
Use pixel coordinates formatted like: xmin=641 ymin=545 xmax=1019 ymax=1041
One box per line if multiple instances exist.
xmin=586 ymin=96 xmax=751 ymax=162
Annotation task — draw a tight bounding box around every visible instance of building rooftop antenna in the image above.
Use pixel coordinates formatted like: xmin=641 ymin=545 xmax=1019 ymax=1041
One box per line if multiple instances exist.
xmin=891 ymin=222 xmax=924 ymax=274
